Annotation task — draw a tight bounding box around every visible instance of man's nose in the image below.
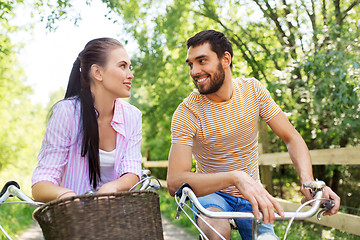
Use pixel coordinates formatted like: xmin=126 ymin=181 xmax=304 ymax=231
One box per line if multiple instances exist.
xmin=190 ymin=64 xmax=202 ymax=76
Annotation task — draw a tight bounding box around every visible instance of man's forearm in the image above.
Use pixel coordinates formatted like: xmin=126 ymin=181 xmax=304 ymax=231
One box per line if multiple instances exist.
xmin=167 ymin=171 xmax=235 ymax=197
xmin=287 ymin=133 xmax=314 ymax=184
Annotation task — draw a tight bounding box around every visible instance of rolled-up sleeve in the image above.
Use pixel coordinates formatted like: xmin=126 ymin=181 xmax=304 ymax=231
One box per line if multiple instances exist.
xmin=120 ymin=111 xmax=142 ymax=179
xmin=32 ymin=102 xmax=72 ymax=186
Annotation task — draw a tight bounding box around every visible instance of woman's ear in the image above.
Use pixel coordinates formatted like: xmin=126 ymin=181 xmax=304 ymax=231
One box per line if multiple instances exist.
xmin=90 ymin=64 xmax=103 ymax=82
xmin=222 ymin=51 xmax=232 ymax=69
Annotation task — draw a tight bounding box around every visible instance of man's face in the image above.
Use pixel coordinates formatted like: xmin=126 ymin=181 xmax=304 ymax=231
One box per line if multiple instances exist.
xmin=186 ymin=43 xmax=225 ymax=95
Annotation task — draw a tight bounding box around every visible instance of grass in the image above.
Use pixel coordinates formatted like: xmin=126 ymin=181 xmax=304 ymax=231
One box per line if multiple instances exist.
xmin=0 ymin=200 xmax=36 ymax=240
xmin=158 ymin=188 xmax=360 ymax=240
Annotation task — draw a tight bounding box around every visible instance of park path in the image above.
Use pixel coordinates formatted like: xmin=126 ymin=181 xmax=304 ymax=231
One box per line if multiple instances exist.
xmin=17 ymin=214 xmax=195 ymax=240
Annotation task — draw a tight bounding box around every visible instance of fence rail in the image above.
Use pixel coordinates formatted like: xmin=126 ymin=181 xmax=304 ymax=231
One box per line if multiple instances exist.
xmin=142 ymin=146 xmax=360 ymax=236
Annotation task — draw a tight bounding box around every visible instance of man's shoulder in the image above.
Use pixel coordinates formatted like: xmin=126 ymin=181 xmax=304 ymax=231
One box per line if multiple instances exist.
xmin=173 ymin=91 xmax=204 ymax=119
xmin=233 ymin=77 xmax=258 ymax=86
xmin=179 ymin=90 xmax=204 ymax=108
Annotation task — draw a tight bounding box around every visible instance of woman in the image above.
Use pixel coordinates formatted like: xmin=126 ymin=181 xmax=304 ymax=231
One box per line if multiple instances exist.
xmin=32 ymin=38 xmax=142 ymax=202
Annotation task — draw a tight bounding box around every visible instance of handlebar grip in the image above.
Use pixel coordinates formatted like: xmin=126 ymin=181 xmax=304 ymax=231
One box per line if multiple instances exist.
xmin=0 ymin=181 xmax=20 ymax=198
xmin=175 ymin=183 xmax=193 ymax=198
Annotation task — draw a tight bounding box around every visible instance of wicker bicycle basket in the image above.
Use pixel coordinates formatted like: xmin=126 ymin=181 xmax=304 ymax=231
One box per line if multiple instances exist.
xmin=32 ymin=190 xmax=164 ymax=240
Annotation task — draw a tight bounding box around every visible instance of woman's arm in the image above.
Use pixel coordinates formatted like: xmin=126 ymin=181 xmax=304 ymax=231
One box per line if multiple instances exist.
xmin=32 ymin=101 xmax=75 ymax=202
xmin=32 ymin=181 xmax=76 ymax=202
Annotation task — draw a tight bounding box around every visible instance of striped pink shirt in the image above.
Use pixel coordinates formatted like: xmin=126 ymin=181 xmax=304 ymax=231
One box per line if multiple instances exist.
xmin=32 ymin=97 xmax=142 ymax=194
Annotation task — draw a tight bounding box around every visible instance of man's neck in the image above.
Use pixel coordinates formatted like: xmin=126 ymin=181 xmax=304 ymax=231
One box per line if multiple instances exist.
xmin=205 ymin=74 xmax=233 ymax=102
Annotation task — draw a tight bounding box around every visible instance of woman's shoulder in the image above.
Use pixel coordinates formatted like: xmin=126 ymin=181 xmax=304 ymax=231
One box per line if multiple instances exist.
xmin=52 ymin=97 xmax=79 ymax=112
xmin=51 ymin=98 xmax=80 ymax=118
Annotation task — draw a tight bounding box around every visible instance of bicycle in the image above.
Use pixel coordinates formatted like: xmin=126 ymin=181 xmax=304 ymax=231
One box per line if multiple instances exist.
xmin=0 ymin=169 xmax=163 ymax=240
xmin=174 ymin=180 xmax=335 ymax=240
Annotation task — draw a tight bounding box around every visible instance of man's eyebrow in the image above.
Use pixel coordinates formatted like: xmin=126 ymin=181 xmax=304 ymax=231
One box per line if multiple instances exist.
xmin=185 ymin=54 xmax=208 ymax=64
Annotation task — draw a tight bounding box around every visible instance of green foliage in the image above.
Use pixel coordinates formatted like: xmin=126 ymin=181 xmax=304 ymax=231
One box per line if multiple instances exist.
xmin=0 ymin=40 xmax=45 ymax=172
xmin=0 ymin=0 xmax=47 ymax=193
xmin=98 ymin=0 xmax=360 ymax=160
xmin=0 ymin=201 xmax=35 ymax=240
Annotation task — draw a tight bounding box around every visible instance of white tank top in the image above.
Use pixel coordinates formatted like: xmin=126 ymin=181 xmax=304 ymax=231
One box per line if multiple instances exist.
xmin=98 ymin=149 xmax=116 ymax=189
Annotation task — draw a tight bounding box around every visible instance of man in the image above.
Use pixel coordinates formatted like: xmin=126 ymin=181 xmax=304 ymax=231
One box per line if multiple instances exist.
xmin=166 ymin=30 xmax=340 ymax=240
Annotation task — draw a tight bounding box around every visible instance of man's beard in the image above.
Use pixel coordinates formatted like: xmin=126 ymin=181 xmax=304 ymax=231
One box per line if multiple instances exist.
xmin=193 ymin=63 xmax=225 ymax=95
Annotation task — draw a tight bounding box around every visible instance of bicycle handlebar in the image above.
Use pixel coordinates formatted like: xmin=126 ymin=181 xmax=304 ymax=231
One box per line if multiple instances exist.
xmin=175 ymin=180 xmax=327 ymax=221
xmin=0 ymin=181 xmax=40 ymax=207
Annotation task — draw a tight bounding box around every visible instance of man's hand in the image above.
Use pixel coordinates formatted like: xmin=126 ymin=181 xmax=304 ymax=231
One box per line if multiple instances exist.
xmin=232 ymin=171 xmax=284 ymax=224
xmin=301 ymin=184 xmax=340 ymax=216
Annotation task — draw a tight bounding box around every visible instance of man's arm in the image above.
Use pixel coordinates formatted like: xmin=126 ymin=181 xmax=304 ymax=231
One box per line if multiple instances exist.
xmin=166 ymin=143 xmax=284 ymax=224
xmin=167 ymin=143 xmax=234 ymax=197
xmin=267 ymin=111 xmax=340 ymax=215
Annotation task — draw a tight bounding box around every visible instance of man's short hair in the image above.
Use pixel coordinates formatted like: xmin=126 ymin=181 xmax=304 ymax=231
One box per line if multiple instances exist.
xmin=187 ymin=30 xmax=233 ymax=68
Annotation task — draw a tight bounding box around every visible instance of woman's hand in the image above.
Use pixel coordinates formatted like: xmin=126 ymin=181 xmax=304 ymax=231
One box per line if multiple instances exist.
xmin=97 ymin=182 xmax=118 ymax=194
xmin=97 ymin=173 xmax=139 ymax=194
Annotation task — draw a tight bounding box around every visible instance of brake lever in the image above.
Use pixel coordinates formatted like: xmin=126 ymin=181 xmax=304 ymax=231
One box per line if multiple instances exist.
xmin=175 ymin=183 xmax=193 ymax=219
xmin=317 ymin=200 xmax=335 ymax=220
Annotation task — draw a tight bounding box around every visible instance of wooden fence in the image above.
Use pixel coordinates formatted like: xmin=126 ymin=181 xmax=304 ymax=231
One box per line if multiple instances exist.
xmin=142 ymin=146 xmax=360 ymax=236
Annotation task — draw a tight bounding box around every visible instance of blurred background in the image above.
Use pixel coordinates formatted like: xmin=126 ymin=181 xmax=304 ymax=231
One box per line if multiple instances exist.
xmin=0 ymin=0 xmax=359 ymax=239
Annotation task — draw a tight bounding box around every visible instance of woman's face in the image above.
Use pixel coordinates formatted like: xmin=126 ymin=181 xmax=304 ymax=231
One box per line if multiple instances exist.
xmin=100 ymin=47 xmax=134 ymax=98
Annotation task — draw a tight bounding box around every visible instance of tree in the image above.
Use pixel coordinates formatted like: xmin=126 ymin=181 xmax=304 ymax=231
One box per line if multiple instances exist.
xmin=100 ymin=0 xmax=360 ymax=195
xmin=41 ymin=0 xmax=360 ymax=193
xmin=0 ymin=0 xmax=47 ymax=179
xmin=97 ymin=0 xmax=360 ymax=156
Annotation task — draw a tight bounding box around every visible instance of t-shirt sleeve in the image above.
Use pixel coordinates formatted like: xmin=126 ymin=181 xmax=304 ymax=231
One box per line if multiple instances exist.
xmin=253 ymin=78 xmax=282 ymax=122
xmin=171 ymin=103 xmax=198 ymax=147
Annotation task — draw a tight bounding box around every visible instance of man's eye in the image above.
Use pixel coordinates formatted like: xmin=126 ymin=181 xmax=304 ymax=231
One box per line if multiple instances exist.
xmin=199 ymin=59 xmax=206 ymax=64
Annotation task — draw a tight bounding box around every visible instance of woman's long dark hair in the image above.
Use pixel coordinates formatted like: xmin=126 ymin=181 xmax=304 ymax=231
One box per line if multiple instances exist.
xmin=64 ymin=38 xmax=124 ymax=189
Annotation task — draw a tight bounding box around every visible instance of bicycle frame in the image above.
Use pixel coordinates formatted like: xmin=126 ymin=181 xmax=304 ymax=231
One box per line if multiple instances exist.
xmin=174 ymin=180 xmax=333 ymax=240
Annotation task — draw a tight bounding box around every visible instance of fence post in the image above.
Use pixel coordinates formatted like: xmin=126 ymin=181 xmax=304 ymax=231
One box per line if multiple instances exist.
xmin=259 ymin=120 xmax=274 ymax=195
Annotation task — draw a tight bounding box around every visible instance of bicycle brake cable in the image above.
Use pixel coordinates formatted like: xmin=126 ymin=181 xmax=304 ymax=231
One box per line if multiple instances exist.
xmin=283 ymin=197 xmax=332 ymax=240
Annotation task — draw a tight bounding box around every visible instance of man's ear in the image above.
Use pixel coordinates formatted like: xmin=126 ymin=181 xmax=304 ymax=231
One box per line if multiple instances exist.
xmin=90 ymin=64 xmax=103 ymax=81
xmin=221 ymin=51 xmax=232 ymax=69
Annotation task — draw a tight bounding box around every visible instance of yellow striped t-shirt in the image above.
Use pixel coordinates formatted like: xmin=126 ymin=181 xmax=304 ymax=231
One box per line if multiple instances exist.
xmin=171 ymin=78 xmax=281 ymax=197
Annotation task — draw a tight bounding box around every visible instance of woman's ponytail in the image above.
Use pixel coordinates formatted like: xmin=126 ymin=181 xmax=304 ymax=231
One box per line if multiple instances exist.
xmin=65 ymin=57 xmax=81 ymax=98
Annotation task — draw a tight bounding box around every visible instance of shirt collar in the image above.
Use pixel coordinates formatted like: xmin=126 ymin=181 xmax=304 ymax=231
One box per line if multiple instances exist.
xmin=111 ymin=99 xmax=126 ymax=137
